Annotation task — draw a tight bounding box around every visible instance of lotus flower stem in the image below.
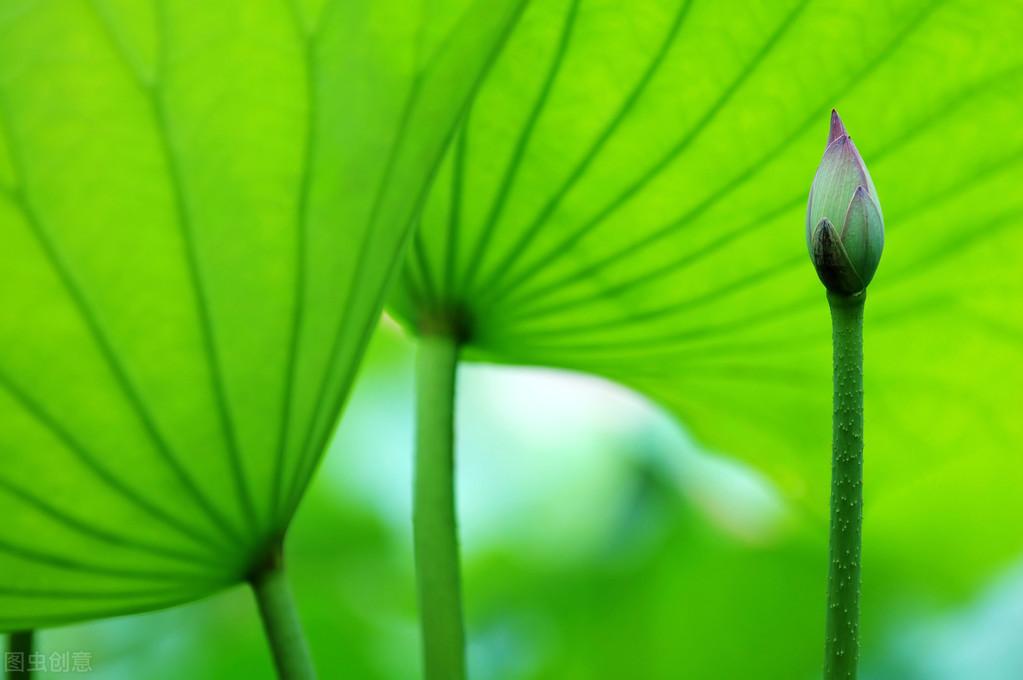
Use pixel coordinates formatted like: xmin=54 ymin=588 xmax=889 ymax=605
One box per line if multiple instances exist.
xmin=807 ymin=110 xmax=882 ymax=679
xmin=249 ymin=545 xmax=316 ymax=679
xmin=6 ymin=630 xmax=33 ymax=679
xmin=414 ymin=331 xmax=466 ymax=680
xmin=824 ymin=290 xmax=865 ymax=679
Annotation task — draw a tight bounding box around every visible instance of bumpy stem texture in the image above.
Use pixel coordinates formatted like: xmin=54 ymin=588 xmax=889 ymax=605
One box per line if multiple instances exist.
xmin=251 ymin=551 xmax=317 ymax=680
xmin=414 ymin=333 xmax=466 ymax=680
xmin=824 ymin=291 xmax=865 ymax=679
xmin=6 ymin=630 xmax=33 ymax=679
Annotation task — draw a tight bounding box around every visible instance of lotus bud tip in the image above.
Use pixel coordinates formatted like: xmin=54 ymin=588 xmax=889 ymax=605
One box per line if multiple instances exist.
xmin=828 ymin=109 xmax=848 ymax=145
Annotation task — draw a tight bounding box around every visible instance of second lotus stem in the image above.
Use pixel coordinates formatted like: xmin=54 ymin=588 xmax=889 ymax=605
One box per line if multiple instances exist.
xmin=414 ymin=331 xmax=466 ymax=680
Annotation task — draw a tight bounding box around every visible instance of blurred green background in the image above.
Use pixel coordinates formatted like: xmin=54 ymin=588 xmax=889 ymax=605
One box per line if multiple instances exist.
xmin=28 ymin=319 xmax=1023 ymax=679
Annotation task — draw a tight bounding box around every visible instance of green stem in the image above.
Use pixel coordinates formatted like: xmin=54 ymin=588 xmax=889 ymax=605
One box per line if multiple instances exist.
xmin=250 ymin=546 xmax=316 ymax=680
xmin=414 ymin=332 xmax=466 ymax=680
xmin=824 ymin=290 xmax=865 ymax=680
xmin=6 ymin=631 xmax=33 ymax=679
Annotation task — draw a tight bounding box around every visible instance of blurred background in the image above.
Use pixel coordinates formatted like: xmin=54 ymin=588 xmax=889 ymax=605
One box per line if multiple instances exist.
xmin=30 ymin=318 xmax=1023 ymax=679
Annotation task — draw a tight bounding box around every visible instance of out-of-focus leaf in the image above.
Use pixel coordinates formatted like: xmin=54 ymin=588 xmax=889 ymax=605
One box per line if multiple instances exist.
xmin=393 ymin=0 xmax=1023 ymax=591
xmin=0 ymin=0 xmax=524 ymax=629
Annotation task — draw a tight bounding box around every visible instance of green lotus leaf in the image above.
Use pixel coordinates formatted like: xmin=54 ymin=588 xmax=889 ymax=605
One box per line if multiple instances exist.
xmin=0 ymin=0 xmax=524 ymax=629
xmin=393 ymin=0 xmax=1023 ymax=592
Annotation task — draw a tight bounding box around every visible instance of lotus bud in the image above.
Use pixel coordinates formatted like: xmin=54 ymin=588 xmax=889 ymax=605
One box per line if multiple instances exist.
xmin=807 ymin=110 xmax=884 ymax=295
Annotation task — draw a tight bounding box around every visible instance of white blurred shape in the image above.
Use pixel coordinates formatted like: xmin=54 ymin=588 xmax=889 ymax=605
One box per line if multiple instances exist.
xmin=324 ymin=324 xmax=790 ymax=557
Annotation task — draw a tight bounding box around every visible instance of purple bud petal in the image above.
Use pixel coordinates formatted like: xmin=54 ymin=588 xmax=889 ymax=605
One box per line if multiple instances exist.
xmin=841 ymin=187 xmax=870 ymax=276
xmin=808 ymin=136 xmax=866 ymax=233
xmin=841 ymin=186 xmax=884 ymax=286
xmin=810 ymin=218 xmax=864 ymax=295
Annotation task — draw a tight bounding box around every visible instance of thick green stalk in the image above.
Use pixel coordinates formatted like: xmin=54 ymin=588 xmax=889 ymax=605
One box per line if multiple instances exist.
xmin=6 ymin=631 xmax=33 ymax=679
xmin=250 ymin=546 xmax=316 ymax=680
xmin=414 ymin=332 xmax=466 ymax=680
xmin=824 ymin=290 xmax=865 ymax=679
